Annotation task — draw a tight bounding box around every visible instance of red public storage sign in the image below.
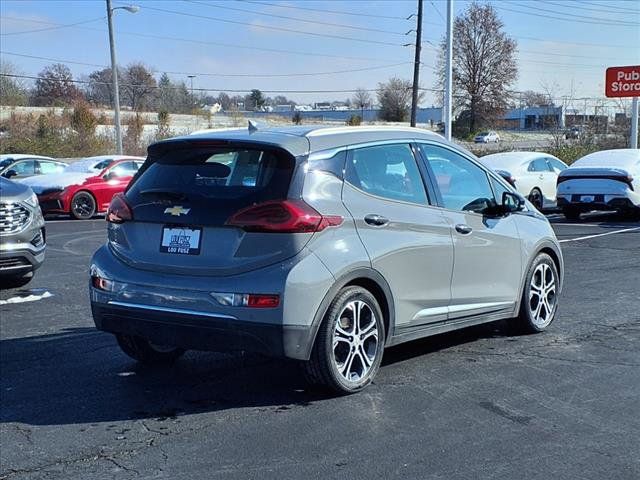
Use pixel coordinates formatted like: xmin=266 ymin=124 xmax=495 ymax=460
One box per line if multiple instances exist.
xmin=605 ymin=66 xmax=640 ymax=98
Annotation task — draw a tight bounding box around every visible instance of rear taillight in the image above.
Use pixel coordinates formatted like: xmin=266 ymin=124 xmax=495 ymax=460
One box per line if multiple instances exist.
xmin=225 ymin=200 xmax=343 ymax=233
xmin=209 ymin=292 xmax=280 ymax=308
xmin=106 ymin=193 xmax=132 ymax=224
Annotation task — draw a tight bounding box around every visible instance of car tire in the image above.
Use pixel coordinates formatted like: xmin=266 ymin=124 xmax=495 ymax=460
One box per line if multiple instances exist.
xmin=302 ymin=286 xmax=385 ymax=394
xmin=511 ymin=253 xmax=559 ymax=334
xmin=528 ymin=188 xmax=544 ymax=210
xmin=563 ymin=207 xmax=580 ymax=221
xmin=0 ymin=272 xmax=33 ymax=290
xmin=70 ymin=191 xmax=96 ymax=220
xmin=116 ymin=334 xmax=185 ymax=364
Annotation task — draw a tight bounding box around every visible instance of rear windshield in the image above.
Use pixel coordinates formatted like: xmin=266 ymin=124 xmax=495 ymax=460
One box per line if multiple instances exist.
xmin=126 ymin=146 xmax=295 ymax=224
xmin=131 ymin=147 xmax=293 ymax=199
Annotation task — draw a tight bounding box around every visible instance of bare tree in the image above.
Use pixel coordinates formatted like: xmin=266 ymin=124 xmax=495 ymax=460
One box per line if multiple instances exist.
xmin=377 ymin=78 xmax=412 ymax=122
xmin=437 ymin=3 xmax=518 ymax=134
xmin=0 ymin=61 xmax=28 ymax=106
xmin=353 ymin=87 xmax=371 ymax=120
xmin=85 ymin=67 xmax=123 ymax=107
xmin=521 ymin=90 xmax=549 ymax=108
xmin=33 ymin=63 xmax=82 ymax=106
xmin=121 ymin=63 xmax=157 ymax=111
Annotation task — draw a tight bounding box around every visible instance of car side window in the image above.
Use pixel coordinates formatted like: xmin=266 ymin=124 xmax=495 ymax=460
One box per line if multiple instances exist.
xmin=109 ymin=161 xmax=138 ymax=177
xmin=94 ymin=159 xmax=114 ymax=171
xmin=547 ymin=158 xmax=567 ymax=173
xmin=490 ymin=176 xmax=511 ymax=203
xmin=346 ymin=143 xmax=428 ymax=205
xmin=418 ymin=144 xmax=495 ymax=213
xmin=38 ymin=161 xmax=64 ymax=174
xmin=528 ymin=159 xmax=549 ymax=172
xmin=12 ymin=160 xmax=36 ymax=175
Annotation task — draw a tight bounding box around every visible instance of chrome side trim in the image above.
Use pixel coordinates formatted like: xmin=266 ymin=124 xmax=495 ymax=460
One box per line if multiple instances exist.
xmin=413 ymin=301 xmax=514 ymax=320
xmin=107 ymin=301 xmax=238 ymax=320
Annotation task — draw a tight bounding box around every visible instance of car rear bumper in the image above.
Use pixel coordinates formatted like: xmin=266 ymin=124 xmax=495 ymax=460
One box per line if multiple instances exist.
xmin=91 ymin=300 xmax=314 ymax=359
xmin=89 ymin=244 xmax=335 ymax=360
xmin=557 ymin=194 xmax=639 ymax=210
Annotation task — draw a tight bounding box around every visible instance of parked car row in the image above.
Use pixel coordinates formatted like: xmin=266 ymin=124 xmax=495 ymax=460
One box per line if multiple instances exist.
xmin=480 ymin=149 xmax=639 ymax=219
xmin=18 ymin=155 xmax=144 ymax=219
xmin=0 ymin=154 xmax=67 ymax=179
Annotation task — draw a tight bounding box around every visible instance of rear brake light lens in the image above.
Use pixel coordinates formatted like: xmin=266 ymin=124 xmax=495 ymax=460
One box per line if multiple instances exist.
xmin=210 ymin=292 xmax=280 ymax=308
xmin=246 ymin=294 xmax=280 ymax=308
xmin=225 ymin=200 xmax=342 ymax=233
xmin=107 ymin=193 xmax=132 ymax=224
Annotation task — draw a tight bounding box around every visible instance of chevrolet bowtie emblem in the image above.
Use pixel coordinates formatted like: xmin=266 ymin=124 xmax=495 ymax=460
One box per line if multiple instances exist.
xmin=164 ymin=206 xmax=191 ymax=216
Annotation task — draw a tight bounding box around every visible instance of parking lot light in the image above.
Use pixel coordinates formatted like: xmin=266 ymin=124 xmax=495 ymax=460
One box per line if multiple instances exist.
xmin=106 ymin=0 xmax=140 ymax=155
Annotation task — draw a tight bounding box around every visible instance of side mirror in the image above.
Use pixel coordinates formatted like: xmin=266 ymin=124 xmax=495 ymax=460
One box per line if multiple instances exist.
xmin=502 ymin=191 xmax=525 ymax=213
xmin=3 ymin=169 xmax=18 ymax=179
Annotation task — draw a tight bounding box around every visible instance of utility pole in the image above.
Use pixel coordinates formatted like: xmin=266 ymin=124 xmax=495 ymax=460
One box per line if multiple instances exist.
xmin=410 ymin=0 xmax=423 ymax=127
xmin=188 ymin=75 xmax=196 ymax=130
xmin=444 ymin=0 xmax=453 ymax=141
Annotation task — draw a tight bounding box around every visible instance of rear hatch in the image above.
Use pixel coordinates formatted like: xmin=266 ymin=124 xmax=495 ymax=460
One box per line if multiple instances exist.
xmin=557 ymin=167 xmax=634 ymax=195
xmin=109 ymin=141 xmax=312 ymax=276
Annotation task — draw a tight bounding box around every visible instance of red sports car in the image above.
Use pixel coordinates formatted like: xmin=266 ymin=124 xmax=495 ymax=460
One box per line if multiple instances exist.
xmin=20 ymin=155 xmax=145 ymax=219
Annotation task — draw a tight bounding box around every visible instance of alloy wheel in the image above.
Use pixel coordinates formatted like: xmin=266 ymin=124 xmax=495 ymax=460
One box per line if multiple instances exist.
xmin=529 ymin=263 xmax=557 ymax=328
xmin=72 ymin=194 xmax=94 ymax=218
xmin=332 ymin=300 xmax=379 ymax=383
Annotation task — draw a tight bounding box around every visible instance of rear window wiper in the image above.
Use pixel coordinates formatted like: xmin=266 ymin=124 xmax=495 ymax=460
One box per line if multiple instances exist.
xmin=139 ymin=188 xmax=188 ymax=201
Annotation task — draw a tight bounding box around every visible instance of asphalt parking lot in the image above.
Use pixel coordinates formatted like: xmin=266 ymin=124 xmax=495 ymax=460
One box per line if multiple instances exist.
xmin=1 ymin=213 xmax=639 ymax=480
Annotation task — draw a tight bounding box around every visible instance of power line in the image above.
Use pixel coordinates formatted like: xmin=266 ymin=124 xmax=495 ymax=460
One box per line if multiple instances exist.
xmin=512 ymin=1 xmax=639 ymax=25
xmin=430 ymin=1 xmax=446 ymax=23
xmin=0 ymin=17 xmax=105 ymax=36
xmin=497 ymin=3 xmax=639 ymax=27
xmin=539 ymin=0 xmax=639 ymax=16
xmin=0 ymin=15 xmax=405 ymax=63
xmin=577 ymin=0 xmax=640 ymax=14
xmin=0 ymin=51 xmax=411 ymax=78
xmin=125 ymin=3 xmax=406 ymax=47
xmin=237 ymin=0 xmax=410 ymax=21
xmin=183 ymin=0 xmax=407 ymax=36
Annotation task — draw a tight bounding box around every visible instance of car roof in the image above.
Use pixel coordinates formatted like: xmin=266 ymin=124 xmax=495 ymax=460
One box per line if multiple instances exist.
xmin=480 ymin=151 xmax=551 ymax=169
xmin=154 ymin=125 xmax=445 ymax=157
xmin=0 ymin=154 xmax=56 ymax=161
xmin=571 ymin=149 xmax=640 ymax=169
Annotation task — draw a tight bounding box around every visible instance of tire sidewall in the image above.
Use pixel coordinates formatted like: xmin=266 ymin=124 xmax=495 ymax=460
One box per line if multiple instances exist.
xmin=529 ymin=188 xmax=543 ymax=210
xmin=71 ymin=191 xmax=96 ymax=220
xmin=320 ymin=287 xmax=385 ymax=393
xmin=521 ymin=253 xmax=559 ymax=332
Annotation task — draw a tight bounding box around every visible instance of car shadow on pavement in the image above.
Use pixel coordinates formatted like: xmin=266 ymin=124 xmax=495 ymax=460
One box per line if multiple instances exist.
xmin=0 ymin=323 xmax=505 ymax=427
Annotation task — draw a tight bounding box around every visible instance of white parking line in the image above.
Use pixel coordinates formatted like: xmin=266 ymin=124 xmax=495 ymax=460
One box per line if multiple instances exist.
xmin=559 ymin=227 xmax=640 ymax=243
xmin=0 ymin=290 xmax=53 ymax=305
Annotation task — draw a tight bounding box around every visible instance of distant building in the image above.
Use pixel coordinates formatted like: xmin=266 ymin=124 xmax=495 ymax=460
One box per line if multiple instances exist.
xmin=495 ymin=105 xmax=565 ymax=130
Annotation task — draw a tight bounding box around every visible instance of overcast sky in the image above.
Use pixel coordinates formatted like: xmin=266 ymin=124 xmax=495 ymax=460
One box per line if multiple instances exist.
xmin=1 ymin=0 xmax=639 ymax=105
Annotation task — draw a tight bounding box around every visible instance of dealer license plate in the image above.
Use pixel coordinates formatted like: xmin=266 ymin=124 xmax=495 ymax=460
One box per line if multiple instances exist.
xmin=160 ymin=226 xmax=202 ymax=255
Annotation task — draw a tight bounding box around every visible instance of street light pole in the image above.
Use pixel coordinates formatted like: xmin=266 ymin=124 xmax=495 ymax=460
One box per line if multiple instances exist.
xmin=631 ymin=97 xmax=638 ymax=149
xmin=105 ymin=1 xmax=139 ymax=155
xmin=106 ymin=0 xmax=123 ymax=155
xmin=444 ymin=0 xmax=454 ymax=141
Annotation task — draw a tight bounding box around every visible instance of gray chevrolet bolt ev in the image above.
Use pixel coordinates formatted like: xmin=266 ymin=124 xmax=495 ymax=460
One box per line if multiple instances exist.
xmin=90 ymin=125 xmax=563 ymax=393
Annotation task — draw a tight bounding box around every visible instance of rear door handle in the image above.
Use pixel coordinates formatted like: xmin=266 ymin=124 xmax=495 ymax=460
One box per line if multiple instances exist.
xmin=455 ymin=224 xmax=473 ymax=235
xmin=364 ymin=214 xmax=389 ymax=227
